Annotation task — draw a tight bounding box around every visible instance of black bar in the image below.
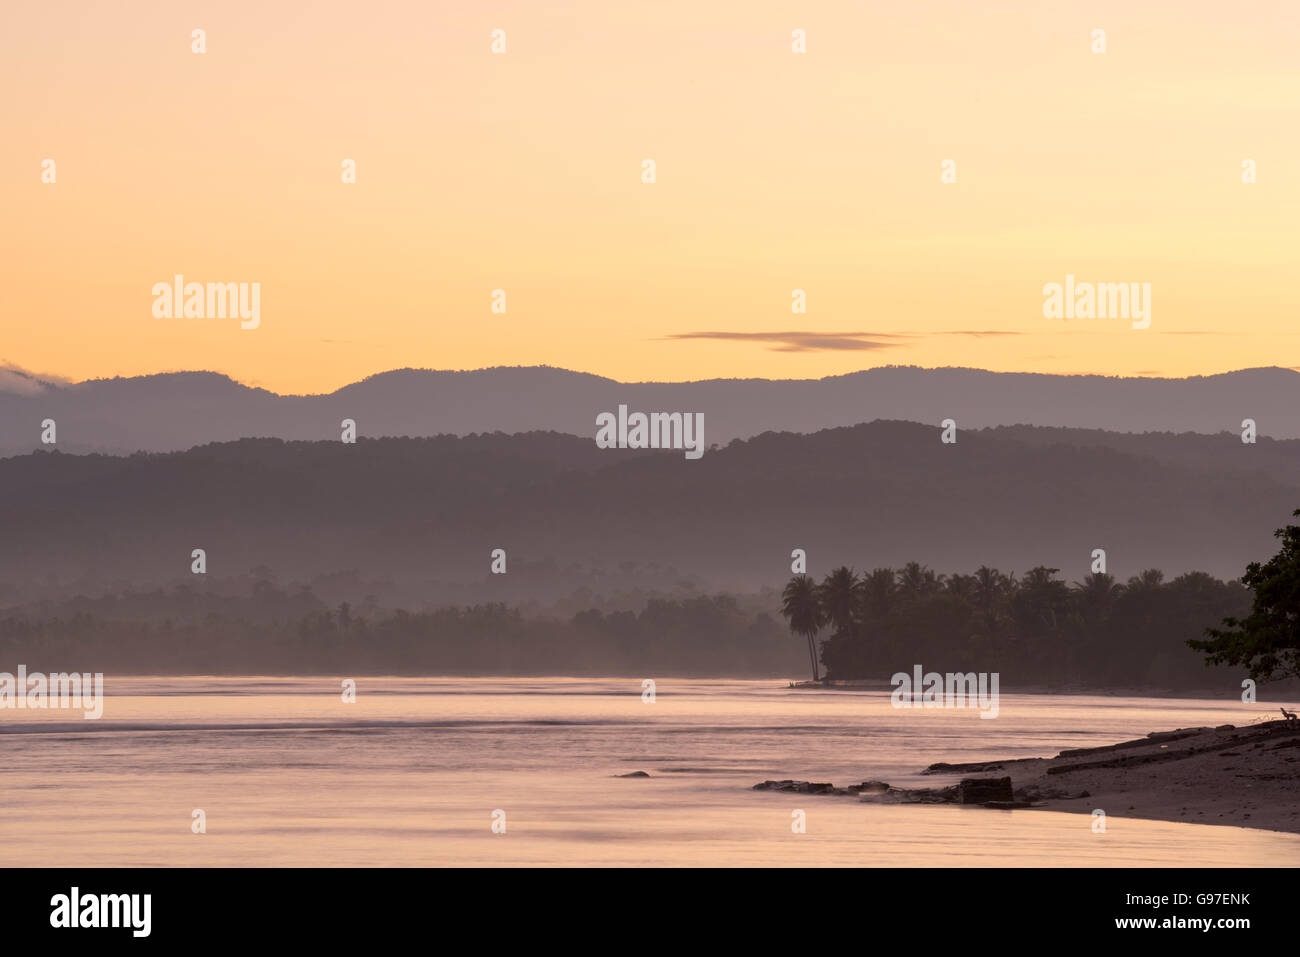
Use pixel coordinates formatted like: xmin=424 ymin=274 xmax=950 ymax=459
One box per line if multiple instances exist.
xmin=0 ymin=867 xmax=1271 ymax=943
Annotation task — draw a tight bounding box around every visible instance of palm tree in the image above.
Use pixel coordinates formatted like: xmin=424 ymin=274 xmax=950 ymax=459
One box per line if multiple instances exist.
xmin=857 ymin=567 xmax=897 ymax=620
xmin=970 ymin=565 xmax=1013 ymax=658
xmin=781 ymin=574 xmax=826 ymax=682
xmin=1126 ymin=568 xmax=1165 ymax=593
xmin=972 ymin=565 xmax=1006 ymax=616
xmin=818 ymin=567 xmax=859 ymax=636
xmin=1021 ymin=565 xmax=1061 ymax=590
xmin=945 ymin=573 xmax=977 ymax=601
xmin=1072 ymin=572 xmax=1121 ymax=624
xmin=898 ymin=561 xmax=943 ymax=600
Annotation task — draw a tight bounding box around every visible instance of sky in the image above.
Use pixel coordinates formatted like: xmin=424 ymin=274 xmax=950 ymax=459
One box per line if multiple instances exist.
xmin=2 ymin=0 xmax=1297 ymax=395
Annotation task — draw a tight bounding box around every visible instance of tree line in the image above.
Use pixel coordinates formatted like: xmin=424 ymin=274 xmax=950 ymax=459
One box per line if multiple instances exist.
xmin=782 ymin=562 xmax=1253 ymax=688
xmin=0 ymin=593 xmax=803 ymax=677
xmin=4 ymin=546 xmax=1294 ymax=690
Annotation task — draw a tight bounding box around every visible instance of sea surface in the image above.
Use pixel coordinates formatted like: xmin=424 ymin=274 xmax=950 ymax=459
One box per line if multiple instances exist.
xmin=1 ymin=677 xmax=1295 ymax=866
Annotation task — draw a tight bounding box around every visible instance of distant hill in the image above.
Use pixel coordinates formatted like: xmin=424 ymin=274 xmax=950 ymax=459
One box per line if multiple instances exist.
xmin=3 ymin=365 xmax=1300 ymax=456
xmin=1 ymin=422 xmax=1295 ymax=603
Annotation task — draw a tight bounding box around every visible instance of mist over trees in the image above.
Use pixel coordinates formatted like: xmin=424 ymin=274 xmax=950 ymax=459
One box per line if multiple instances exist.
xmin=0 ymin=429 xmax=1291 ymax=689
xmin=0 ymin=568 xmax=1259 ymax=690
xmin=0 ymin=587 xmax=802 ymax=677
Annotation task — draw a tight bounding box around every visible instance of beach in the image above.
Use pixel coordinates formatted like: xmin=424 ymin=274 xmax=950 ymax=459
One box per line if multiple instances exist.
xmin=920 ymin=718 xmax=1300 ymax=835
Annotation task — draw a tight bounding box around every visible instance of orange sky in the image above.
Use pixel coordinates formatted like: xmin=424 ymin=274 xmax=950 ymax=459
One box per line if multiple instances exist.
xmin=2 ymin=0 xmax=1297 ymax=394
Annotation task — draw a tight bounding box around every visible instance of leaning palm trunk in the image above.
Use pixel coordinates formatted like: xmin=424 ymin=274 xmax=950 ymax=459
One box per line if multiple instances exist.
xmin=805 ymin=632 xmax=821 ymax=682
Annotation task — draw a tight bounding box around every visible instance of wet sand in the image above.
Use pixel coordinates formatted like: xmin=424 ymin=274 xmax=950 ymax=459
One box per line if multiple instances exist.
xmin=935 ymin=718 xmax=1300 ymax=834
xmin=758 ymin=717 xmax=1300 ymax=835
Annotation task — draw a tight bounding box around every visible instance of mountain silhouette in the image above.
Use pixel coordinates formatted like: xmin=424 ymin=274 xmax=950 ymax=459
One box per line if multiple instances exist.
xmin=3 ymin=365 xmax=1299 ymax=457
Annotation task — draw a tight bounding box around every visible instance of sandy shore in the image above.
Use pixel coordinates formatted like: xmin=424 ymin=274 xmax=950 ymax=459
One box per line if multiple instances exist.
xmin=755 ymin=717 xmax=1300 ymax=834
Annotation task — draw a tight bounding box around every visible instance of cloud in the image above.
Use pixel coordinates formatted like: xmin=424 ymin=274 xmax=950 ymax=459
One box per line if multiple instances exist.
xmin=0 ymin=364 xmax=69 ymax=396
xmin=662 ymin=331 xmax=903 ymax=352
xmin=662 ymin=329 xmax=1020 ymax=352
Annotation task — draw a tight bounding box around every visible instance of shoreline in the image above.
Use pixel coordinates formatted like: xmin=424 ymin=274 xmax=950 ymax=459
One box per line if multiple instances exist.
xmin=756 ymin=717 xmax=1300 ymax=835
xmin=786 ymin=678 xmax=1300 ymax=699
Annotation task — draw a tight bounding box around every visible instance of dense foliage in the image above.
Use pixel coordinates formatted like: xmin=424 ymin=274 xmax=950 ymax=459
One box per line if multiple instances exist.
xmin=783 ymin=563 xmax=1251 ymax=688
xmin=1190 ymin=509 xmax=1300 ymax=683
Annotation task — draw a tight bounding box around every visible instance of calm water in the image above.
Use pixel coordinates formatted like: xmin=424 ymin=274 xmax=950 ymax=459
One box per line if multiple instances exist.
xmin=0 ymin=677 xmax=1295 ymax=866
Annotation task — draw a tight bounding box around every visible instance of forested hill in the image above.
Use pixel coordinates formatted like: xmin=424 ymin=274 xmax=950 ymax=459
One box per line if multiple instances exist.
xmin=0 ymin=422 xmax=1294 ymax=602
